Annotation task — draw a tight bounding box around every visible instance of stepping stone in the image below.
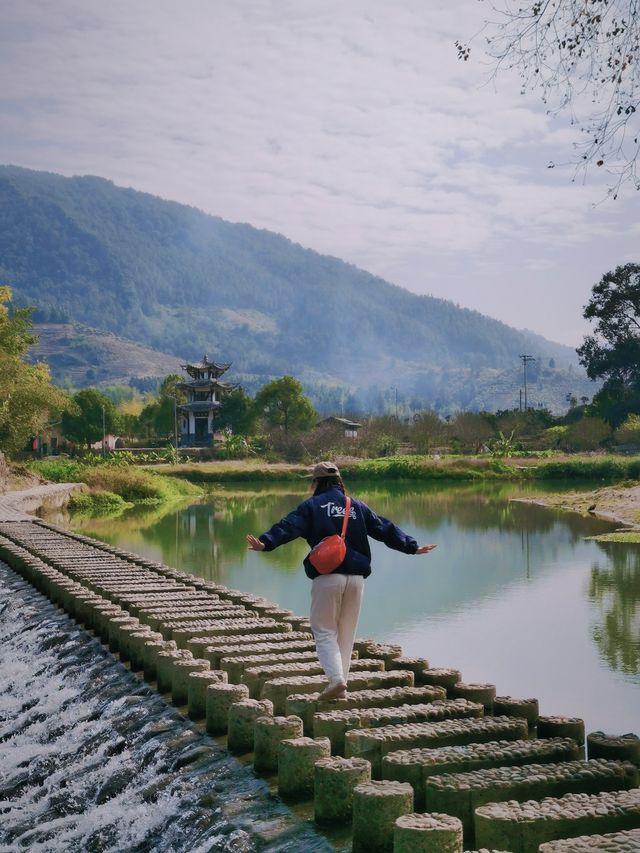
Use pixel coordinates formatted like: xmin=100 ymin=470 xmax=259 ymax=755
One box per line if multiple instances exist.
xmin=474 ymin=788 xmax=640 ymax=853
xmin=382 ymin=737 xmax=583 ymax=809
xmin=426 ymin=759 xmax=638 ymax=842
xmin=346 ymin=716 xmax=529 ymax=778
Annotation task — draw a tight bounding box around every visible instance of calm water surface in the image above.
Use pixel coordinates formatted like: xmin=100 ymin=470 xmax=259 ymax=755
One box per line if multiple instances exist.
xmin=69 ymin=481 xmax=640 ymax=736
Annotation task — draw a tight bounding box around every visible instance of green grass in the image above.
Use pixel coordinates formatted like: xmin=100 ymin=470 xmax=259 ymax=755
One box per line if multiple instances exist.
xmin=28 ymin=459 xmax=202 ymax=507
xmin=164 ymin=454 xmax=639 ymax=484
xmin=586 ymin=531 xmax=640 ymax=543
xmin=68 ymin=490 xmax=132 ymax=516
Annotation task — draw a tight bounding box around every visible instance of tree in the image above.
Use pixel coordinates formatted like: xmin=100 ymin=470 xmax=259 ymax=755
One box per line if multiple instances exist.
xmin=577 ymin=263 xmax=640 ymax=425
xmin=217 ymin=388 xmax=257 ymax=435
xmin=565 ymin=415 xmax=611 ymax=450
xmin=448 ymin=412 xmax=494 ymax=453
xmin=412 ymin=411 xmax=443 ymax=453
xmin=62 ymin=388 xmax=119 ymax=448
xmin=0 ymin=287 xmax=71 ymax=456
xmin=459 ymin=1 xmax=640 ymax=195
xmin=254 ymin=376 xmax=316 ymax=434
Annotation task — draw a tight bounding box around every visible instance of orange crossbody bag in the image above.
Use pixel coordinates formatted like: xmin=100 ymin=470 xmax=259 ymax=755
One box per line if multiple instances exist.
xmin=308 ymin=496 xmax=352 ymax=574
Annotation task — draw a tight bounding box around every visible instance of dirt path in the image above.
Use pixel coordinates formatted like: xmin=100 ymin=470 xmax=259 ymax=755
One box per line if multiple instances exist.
xmin=0 ymin=482 xmax=82 ymax=522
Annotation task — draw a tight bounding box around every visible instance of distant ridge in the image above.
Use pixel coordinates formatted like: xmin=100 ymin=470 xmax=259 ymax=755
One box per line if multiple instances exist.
xmin=0 ymin=165 xmax=592 ymax=411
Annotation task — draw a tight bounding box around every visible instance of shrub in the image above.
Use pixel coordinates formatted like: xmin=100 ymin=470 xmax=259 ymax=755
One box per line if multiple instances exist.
xmin=564 ymin=417 xmax=611 ymax=451
xmin=28 ymin=459 xmax=84 ymax=482
xmin=68 ymin=490 xmax=130 ymax=516
xmin=81 ymin=466 xmax=166 ymax=501
xmin=615 ymin=414 xmax=640 ymax=446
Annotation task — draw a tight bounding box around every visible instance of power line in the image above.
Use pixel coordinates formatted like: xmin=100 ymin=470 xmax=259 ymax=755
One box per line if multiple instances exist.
xmin=519 ymin=355 xmax=535 ymax=410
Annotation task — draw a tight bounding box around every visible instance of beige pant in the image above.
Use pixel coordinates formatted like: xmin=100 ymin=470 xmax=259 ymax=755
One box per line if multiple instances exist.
xmin=310 ymin=573 xmax=365 ymax=682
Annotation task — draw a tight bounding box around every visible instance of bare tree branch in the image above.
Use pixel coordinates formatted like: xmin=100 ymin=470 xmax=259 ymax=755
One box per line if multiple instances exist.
xmin=459 ymin=0 xmax=640 ymax=197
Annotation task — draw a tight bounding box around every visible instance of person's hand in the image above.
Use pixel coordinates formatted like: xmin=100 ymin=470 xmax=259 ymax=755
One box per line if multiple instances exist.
xmin=415 ymin=544 xmax=437 ymax=555
xmin=247 ymin=534 xmax=266 ymax=551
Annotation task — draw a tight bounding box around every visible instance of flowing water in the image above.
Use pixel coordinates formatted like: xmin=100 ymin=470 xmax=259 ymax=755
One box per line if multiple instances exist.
xmin=0 ymin=566 xmax=332 ymax=852
xmin=5 ymin=479 xmax=639 ymax=852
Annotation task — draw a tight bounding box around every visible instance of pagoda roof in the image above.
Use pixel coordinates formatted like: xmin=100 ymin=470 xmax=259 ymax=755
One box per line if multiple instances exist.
xmin=180 ymin=355 xmax=231 ymax=376
xmin=178 ymin=401 xmax=222 ymax=413
xmin=176 ymin=379 xmax=237 ymax=390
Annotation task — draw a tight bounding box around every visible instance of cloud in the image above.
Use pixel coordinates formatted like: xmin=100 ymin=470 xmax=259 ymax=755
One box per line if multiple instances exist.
xmin=0 ymin=0 xmax=635 ymax=346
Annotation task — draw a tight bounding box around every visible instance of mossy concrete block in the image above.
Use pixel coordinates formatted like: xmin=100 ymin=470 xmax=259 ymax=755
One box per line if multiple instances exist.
xmin=538 ymin=827 xmax=640 ymax=851
xmin=450 ymin=683 xmax=496 ymax=714
xmin=244 ymin=657 xmax=384 ymax=700
xmin=474 ymin=788 xmax=640 ymax=853
xmin=313 ymin=710 xmax=363 ymax=756
xmin=587 ymin=731 xmax=640 ymax=767
xmin=142 ymin=638 xmax=176 ymax=682
xmin=128 ymin=629 xmax=161 ymax=672
xmin=420 ymin=668 xmax=462 ymax=693
xmin=394 ymin=812 xmax=463 ymax=853
xmin=223 ymin=650 xmax=319 ymax=684
xmin=382 ymin=737 xmax=582 ymax=810
xmin=200 ymin=631 xmax=312 ymax=667
xmin=253 ymin=715 xmax=303 ymax=773
xmin=264 ymin=669 xmax=416 ymax=715
xmin=170 ymin=657 xmax=210 ymax=705
xmin=187 ymin=670 xmax=225 ymax=719
xmin=205 ymin=682 xmax=250 ymax=735
xmin=227 ymin=698 xmax=274 ymax=754
xmin=347 ymin=715 xmax=528 ymax=779
xmin=277 ymin=736 xmax=331 ymax=799
xmin=426 ymin=759 xmax=638 ymax=843
xmin=493 ymin=696 xmax=539 ymax=727
xmin=314 ymin=755 xmax=372 ymax=824
xmin=288 ymin=685 xmax=447 ymax=735
xmin=386 ymin=656 xmax=430 ymax=677
xmin=353 ymin=640 xmax=403 ymax=666
xmin=314 ymin=699 xmax=482 ymax=757
xmin=217 ymin=638 xmax=316 ymax=667
xmin=156 ymin=649 xmax=192 ymax=694
xmin=107 ymin=615 xmax=139 ymax=653
xmin=538 ymin=716 xmax=586 ymax=747
xmin=164 ymin=617 xmax=286 ymax=642
xmin=352 ymin=780 xmax=414 ymax=853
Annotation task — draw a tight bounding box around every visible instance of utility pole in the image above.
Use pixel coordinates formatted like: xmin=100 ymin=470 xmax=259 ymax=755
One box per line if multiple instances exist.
xmin=101 ymin=405 xmax=106 ymax=457
xmin=173 ymin=396 xmax=179 ymax=452
xmin=519 ymin=355 xmax=535 ymax=411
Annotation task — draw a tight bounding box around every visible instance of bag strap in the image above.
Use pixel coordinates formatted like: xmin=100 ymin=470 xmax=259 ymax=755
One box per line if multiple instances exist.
xmin=340 ymin=496 xmax=352 ymax=540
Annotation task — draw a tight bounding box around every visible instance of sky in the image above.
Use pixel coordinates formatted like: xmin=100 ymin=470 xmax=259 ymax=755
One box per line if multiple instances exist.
xmin=1 ymin=0 xmax=637 ymax=347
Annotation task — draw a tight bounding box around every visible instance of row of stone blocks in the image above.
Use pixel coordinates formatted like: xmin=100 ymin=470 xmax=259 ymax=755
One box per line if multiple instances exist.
xmin=1 ymin=519 xmax=639 ymax=852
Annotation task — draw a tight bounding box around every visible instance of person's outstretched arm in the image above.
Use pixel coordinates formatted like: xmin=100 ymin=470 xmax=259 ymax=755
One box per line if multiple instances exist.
xmin=246 ymin=502 xmax=311 ymax=552
xmin=363 ymin=504 xmax=436 ymax=555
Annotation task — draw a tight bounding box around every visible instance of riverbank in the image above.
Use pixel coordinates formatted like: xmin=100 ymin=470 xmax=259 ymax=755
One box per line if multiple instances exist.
xmin=156 ymin=453 xmax=640 ymax=484
xmin=515 ymin=483 xmax=640 ymax=542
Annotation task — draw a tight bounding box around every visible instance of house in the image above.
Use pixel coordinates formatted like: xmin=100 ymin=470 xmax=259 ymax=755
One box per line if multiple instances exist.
xmin=317 ymin=416 xmax=362 ymax=439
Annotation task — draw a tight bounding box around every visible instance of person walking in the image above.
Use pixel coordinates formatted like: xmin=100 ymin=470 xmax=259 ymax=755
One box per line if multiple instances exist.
xmin=246 ymin=461 xmax=437 ymax=701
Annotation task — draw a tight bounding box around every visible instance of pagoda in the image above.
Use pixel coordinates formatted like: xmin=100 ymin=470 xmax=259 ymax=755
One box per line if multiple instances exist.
xmin=176 ymin=356 xmax=237 ymax=447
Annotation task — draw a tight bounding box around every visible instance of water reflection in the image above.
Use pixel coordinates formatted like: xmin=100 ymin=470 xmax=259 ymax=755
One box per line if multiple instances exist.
xmin=64 ymin=481 xmax=640 ymax=732
xmin=590 ymin=544 xmax=640 ymax=678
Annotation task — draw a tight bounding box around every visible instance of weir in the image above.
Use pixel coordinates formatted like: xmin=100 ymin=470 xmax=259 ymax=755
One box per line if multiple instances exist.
xmin=0 ymin=513 xmax=639 ymax=853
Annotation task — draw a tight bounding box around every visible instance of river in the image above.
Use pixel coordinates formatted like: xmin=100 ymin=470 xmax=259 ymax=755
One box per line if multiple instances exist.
xmin=66 ymin=480 xmax=640 ymax=736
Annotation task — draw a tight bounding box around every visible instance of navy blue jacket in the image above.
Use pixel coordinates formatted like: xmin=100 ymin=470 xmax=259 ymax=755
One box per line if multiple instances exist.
xmin=258 ymin=486 xmax=418 ymax=579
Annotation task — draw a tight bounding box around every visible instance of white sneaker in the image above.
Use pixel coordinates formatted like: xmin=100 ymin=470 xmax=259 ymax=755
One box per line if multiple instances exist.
xmin=318 ymin=678 xmax=347 ymax=701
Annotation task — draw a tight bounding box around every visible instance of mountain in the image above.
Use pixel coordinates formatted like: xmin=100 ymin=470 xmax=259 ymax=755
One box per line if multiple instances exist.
xmin=0 ymin=165 xmax=593 ymax=412
xmin=27 ymin=323 xmax=183 ymax=388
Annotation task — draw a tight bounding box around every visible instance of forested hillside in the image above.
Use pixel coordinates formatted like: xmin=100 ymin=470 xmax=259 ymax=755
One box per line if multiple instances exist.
xmin=0 ymin=165 xmax=591 ymax=411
